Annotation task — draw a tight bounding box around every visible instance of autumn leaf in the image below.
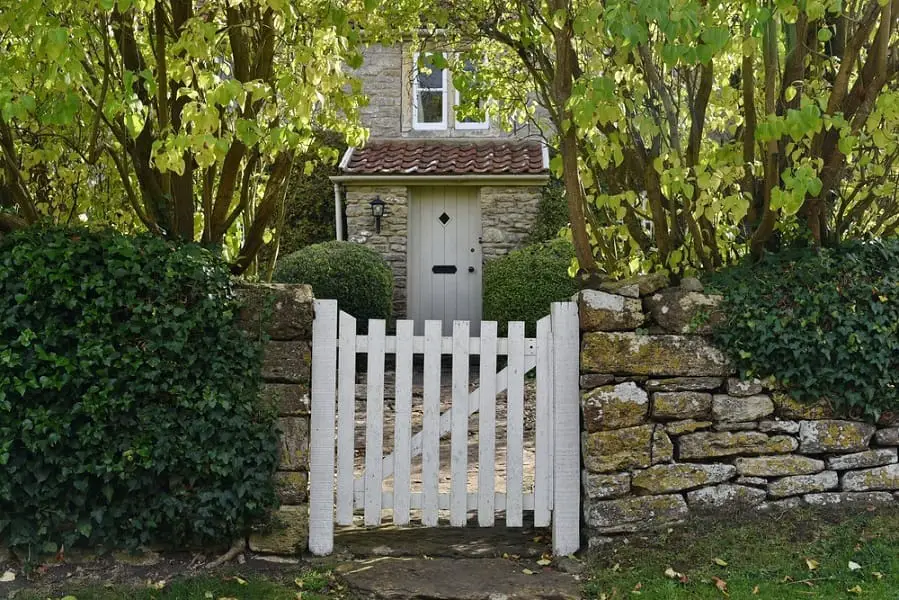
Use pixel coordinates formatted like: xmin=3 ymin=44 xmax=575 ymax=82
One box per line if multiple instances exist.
xmin=872 ymin=571 xmax=884 ymax=580
xmin=712 ymin=576 xmax=729 ymax=596
xmin=713 ymin=557 xmax=728 ymax=567
xmin=522 ymin=569 xmax=534 ymax=575
xmin=806 ymin=558 xmax=820 ymax=571
xmin=537 ymin=558 xmax=552 ymax=566
xmin=752 ymin=585 xmax=760 ymax=594
xmin=847 ymin=585 xmax=863 ymax=594
xmin=0 ymin=571 xmax=15 ymax=583
xmin=848 ymin=561 xmax=862 ymax=571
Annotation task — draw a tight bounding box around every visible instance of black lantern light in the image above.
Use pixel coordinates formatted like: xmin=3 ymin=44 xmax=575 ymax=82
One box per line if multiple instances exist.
xmin=369 ymin=195 xmax=386 ymax=233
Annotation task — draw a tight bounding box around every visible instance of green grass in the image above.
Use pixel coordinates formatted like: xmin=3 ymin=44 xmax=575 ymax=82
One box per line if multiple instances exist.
xmin=584 ymin=506 xmax=899 ymax=599
xmin=18 ymin=568 xmax=342 ymax=600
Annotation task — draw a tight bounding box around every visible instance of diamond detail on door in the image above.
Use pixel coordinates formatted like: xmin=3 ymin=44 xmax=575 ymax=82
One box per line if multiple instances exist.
xmin=438 ymin=212 xmax=451 ymax=225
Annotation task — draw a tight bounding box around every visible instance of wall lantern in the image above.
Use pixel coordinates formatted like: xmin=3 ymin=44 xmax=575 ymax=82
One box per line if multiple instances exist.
xmin=369 ymin=195 xmax=386 ymax=233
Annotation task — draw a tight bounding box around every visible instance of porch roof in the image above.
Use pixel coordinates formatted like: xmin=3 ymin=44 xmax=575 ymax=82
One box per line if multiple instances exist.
xmin=338 ymin=139 xmax=549 ymax=177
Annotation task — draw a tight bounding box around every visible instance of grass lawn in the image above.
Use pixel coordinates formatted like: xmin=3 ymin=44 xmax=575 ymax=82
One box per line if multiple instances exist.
xmin=15 ymin=568 xmax=344 ymax=600
xmin=584 ymin=505 xmax=899 ymax=599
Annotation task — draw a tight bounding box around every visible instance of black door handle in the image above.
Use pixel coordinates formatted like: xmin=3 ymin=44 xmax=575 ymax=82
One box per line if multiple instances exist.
xmin=468 ymin=266 xmax=475 ymax=273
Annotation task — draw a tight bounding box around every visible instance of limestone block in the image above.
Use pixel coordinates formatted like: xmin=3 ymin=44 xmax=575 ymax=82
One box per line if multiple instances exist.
xmin=713 ymin=421 xmax=759 ymax=431
xmin=735 ymin=477 xmax=767 ymax=487
xmin=585 ymin=495 xmax=688 ymax=533
xmin=768 ymin=471 xmax=838 ymax=498
xmin=827 ymin=449 xmax=897 ymax=471
xmin=583 ymin=472 xmax=631 ymax=500
xmin=631 ymin=463 xmax=736 ymax=494
xmin=804 ymin=492 xmax=895 ymax=507
xmin=735 ymin=455 xmax=824 ymax=477
xmin=773 ymin=393 xmax=833 ymax=420
xmin=727 ymin=378 xmax=764 ymax=397
xmin=583 ymin=425 xmax=654 ymax=473
xmin=759 ymin=420 xmax=801 ymax=434
xmin=278 ymin=417 xmax=310 ymax=470
xmin=652 ymin=427 xmax=674 ymax=464
xmin=756 ymin=498 xmax=804 ymax=512
xmin=275 ymin=471 xmax=308 ymax=504
xmin=581 ymin=382 xmax=649 ymax=432
xmin=259 ymin=383 xmax=310 ymax=416
xmin=665 ymin=420 xmax=713 ymax=435
xmin=261 ymin=341 xmax=312 ymax=384
xmin=686 ymin=484 xmax=766 ymax=509
xmin=645 ymin=377 xmax=724 ymax=392
xmin=842 ymin=464 xmax=899 ymax=491
xmin=580 ymin=374 xmax=615 ymax=389
xmin=712 ymin=394 xmax=774 ymax=422
xmin=236 ymin=283 xmax=314 ymax=341
xmin=652 ymin=392 xmax=713 ymax=420
xmin=249 ymin=506 xmax=308 ymax=554
xmin=599 ymin=273 xmax=670 ymax=297
xmin=643 ymin=289 xmax=725 ymax=334
xmin=798 ymin=420 xmax=875 ymax=454
xmin=874 ymin=428 xmax=899 ymax=446
xmin=582 ymin=333 xmax=730 ymax=377
xmin=678 ymin=432 xmax=797 ymax=460
xmin=579 ymin=290 xmax=646 ymax=332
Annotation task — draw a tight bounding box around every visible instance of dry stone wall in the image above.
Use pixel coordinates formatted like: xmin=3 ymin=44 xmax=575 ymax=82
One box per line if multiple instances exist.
xmin=579 ymin=277 xmax=899 ymax=546
xmin=236 ymin=283 xmax=313 ymax=554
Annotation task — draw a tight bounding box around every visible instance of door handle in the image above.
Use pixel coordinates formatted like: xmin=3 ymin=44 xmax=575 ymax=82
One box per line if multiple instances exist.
xmin=468 ymin=266 xmax=475 ymax=273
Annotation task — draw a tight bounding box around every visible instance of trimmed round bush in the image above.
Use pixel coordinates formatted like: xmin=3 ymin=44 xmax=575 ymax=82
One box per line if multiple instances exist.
xmin=483 ymin=238 xmax=578 ymax=335
xmin=706 ymin=239 xmax=899 ymax=419
xmin=272 ymin=241 xmax=393 ymax=320
xmin=0 ymin=227 xmax=279 ymax=553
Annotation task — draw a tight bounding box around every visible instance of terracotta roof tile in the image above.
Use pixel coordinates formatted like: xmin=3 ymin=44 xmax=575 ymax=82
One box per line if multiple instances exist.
xmin=342 ymin=140 xmax=547 ymax=176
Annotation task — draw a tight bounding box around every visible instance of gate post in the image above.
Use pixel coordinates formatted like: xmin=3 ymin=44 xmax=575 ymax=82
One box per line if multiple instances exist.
xmin=551 ymin=302 xmax=580 ymax=555
xmin=309 ymin=300 xmax=338 ymax=555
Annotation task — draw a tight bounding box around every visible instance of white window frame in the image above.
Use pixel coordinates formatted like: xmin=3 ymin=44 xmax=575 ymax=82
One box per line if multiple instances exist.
xmin=412 ymin=51 xmax=448 ymax=131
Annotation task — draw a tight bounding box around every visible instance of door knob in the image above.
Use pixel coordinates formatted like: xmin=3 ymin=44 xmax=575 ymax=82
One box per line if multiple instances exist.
xmin=468 ymin=266 xmax=475 ymax=273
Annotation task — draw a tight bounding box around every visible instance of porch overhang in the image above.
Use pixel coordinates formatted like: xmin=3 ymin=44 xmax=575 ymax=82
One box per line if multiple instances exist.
xmin=329 ymin=173 xmax=550 ymax=185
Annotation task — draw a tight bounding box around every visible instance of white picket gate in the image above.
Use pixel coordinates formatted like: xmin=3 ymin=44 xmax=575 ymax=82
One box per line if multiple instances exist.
xmin=308 ymin=300 xmax=580 ymax=557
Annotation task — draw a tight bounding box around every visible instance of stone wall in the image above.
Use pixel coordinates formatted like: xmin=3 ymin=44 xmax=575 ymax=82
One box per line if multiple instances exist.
xmin=236 ymin=283 xmax=313 ymax=554
xmin=579 ymin=276 xmax=899 ymax=547
xmin=345 ymin=185 xmax=409 ymax=318
xmin=480 ymin=186 xmax=542 ymax=261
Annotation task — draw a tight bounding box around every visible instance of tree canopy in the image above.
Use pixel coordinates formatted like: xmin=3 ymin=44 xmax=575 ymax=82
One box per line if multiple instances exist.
xmin=0 ymin=0 xmax=416 ymax=272
xmin=431 ymin=0 xmax=899 ymax=275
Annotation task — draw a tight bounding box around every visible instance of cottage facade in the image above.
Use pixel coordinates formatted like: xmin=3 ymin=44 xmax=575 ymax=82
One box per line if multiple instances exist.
xmin=331 ymin=44 xmax=550 ymax=331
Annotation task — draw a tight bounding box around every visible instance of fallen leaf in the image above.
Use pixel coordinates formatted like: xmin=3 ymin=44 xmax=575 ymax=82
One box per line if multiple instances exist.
xmin=872 ymin=571 xmax=884 ymax=580
xmin=0 ymin=571 xmax=15 ymax=583
xmin=296 ymin=593 xmax=303 ymax=600
xmin=633 ymin=581 xmax=642 ymax=591
xmin=612 ymin=562 xmax=621 ymax=572
xmin=713 ymin=558 xmax=728 ymax=567
xmin=847 ymin=585 xmax=863 ymax=594
xmin=522 ymin=569 xmax=534 ymax=575
xmin=536 ymin=558 xmax=552 ymax=566
xmin=806 ymin=558 xmax=820 ymax=571
xmin=532 ymin=536 xmax=543 ymax=543
xmin=205 ymin=593 xmax=214 ymax=599
xmin=752 ymin=585 xmax=759 ymax=595
xmin=712 ymin=576 xmax=729 ymax=596
xmin=147 ymin=580 xmax=166 ymax=590
xmin=295 ymin=577 xmax=305 ymax=588
xmin=234 ymin=576 xmax=248 ymax=585
xmin=848 ymin=561 xmax=862 ymax=571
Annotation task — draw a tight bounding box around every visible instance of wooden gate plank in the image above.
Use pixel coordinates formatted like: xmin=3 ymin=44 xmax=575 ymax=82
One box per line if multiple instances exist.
xmin=477 ymin=321 xmax=498 ymax=526
xmin=421 ymin=320 xmax=442 ymax=526
xmin=450 ymin=320 xmax=470 ymax=526
xmin=393 ymin=319 xmax=414 ymax=525
xmin=552 ymin=302 xmax=581 ymax=555
xmin=336 ymin=311 xmax=357 ymax=526
xmin=363 ymin=319 xmax=386 ymax=526
xmin=534 ymin=315 xmax=553 ymax=527
xmin=309 ymin=300 xmax=338 ymax=556
xmin=506 ymin=321 xmax=525 ymax=527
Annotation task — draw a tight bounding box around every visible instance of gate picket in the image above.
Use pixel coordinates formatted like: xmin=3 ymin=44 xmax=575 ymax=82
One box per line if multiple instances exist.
xmin=477 ymin=321 xmax=498 ymax=527
xmin=450 ymin=320 xmax=470 ymax=526
xmin=336 ymin=311 xmax=357 ymax=526
xmin=505 ymin=321 xmax=525 ymax=527
xmin=363 ymin=319 xmax=386 ymax=526
xmin=534 ymin=315 xmax=553 ymax=527
xmin=421 ymin=320 xmax=442 ymax=526
xmin=393 ymin=320 xmax=414 ymax=525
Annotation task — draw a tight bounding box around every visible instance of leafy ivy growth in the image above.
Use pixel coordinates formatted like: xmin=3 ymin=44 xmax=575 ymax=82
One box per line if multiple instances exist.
xmin=707 ymin=239 xmax=899 ymax=419
xmin=0 ymin=227 xmax=279 ymax=554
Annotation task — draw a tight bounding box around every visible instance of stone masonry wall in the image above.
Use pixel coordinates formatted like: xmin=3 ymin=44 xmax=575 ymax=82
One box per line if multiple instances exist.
xmin=236 ymin=283 xmax=313 ymax=554
xmin=480 ymin=186 xmax=542 ymax=261
xmin=579 ymin=276 xmax=899 ymax=547
xmin=345 ymin=185 xmax=409 ymax=318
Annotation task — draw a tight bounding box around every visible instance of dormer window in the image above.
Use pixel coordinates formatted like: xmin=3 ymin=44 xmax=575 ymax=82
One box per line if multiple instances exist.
xmin=454 ymin=60 xmax=489 ymax=130
xmin=412 ymin=52 xmax=447 ymax=130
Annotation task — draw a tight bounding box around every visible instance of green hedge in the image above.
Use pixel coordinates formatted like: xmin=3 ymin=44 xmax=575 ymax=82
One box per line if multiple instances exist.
xmin=272 ymin=241 xmax=393 ymax=321
xmin=0 ymin=227 xmax=279 ymax=553
xmin=529 ymin=179 xmax=569 ymax=243
xmin=483 ymin=238 xmax=578 ymax=335
xmin=707 ymin=239 xmax=899 ymax=419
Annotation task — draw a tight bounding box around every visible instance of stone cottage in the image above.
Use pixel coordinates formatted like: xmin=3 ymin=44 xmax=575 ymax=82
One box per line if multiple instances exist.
xmin=330 ymin=44 xmax=550 ymax=332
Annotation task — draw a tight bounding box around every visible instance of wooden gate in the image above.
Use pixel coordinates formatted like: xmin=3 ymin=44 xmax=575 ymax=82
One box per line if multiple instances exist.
xmin=308 ymin=300 xmax=580 ymax=556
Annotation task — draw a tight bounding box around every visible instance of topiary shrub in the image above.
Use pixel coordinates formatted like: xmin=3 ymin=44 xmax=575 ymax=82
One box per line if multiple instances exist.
xmin=272 ymin=241 xmax=393 ymax=320
xmin=706 ymin=239 xmax=899 ymax=419
xmin=483 ymin=238 xmax=578 ymax=335
xmin=0 ymin=227 xmax=279 ymax=554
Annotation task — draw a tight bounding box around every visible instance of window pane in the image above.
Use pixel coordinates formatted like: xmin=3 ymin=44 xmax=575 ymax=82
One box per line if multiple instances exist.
xmin=456 ymin=59 xmax=487 ymax=124
xmin=416 ymin=54 xmax=444 ymax=89
xmin=417 ymin=91 xmax=443 ymax=123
